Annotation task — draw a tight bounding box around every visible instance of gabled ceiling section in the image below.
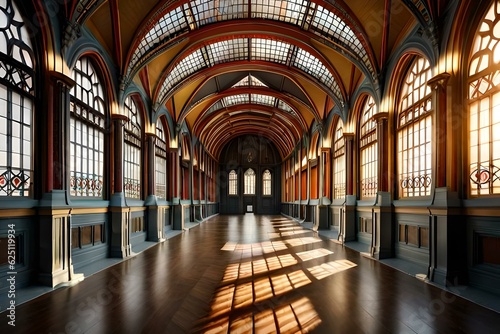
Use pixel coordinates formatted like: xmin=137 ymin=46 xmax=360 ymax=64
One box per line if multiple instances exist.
xmin=69 ymin=0 xmax=448 ymax=160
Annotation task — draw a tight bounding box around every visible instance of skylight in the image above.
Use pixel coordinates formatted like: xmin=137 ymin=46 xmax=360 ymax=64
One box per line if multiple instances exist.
xmin=157 ymin=37 xmax=343 ymax=104
xmin=127 ymin=0 xmax=373 ymax=80
xmin=205 ymin=93 xmax=295 ymax=116
xmin=232 ymin=74 xmax=268 ymax=87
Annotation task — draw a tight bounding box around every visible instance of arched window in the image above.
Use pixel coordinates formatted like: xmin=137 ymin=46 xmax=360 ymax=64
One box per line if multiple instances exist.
xmin=263 ymin=169 xmax=272 ymax=195
xmin=70 ymin=57 xmax=106 ymax=197
xmin=228 ymin=170 xmax=237 ymax=195
xmin=155 ymin=120 xmax=167 ymax=199
xmin=123 ymin=96 xmax=142 ymax=199
xmin=468 ymin=1 xmax=500 ymax=196
xmin=397 ymin=56 xmax=433 ymax=198
xmin=359 ymin=95 xmax=378 ymax=198
xmin=244 ymin=168 xmax=256 ymax=195
xmin=333 ymin=120 xmax=345 ymax=199
xmin=0 ymin=0 xmax=34 ymax=197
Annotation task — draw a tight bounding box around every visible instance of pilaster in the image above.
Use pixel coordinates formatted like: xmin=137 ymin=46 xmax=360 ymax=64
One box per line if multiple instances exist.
xmin=109 ymin=114 xmax=131 ymax=258
xmin=38 ymin=72 xmax=82 ymax=287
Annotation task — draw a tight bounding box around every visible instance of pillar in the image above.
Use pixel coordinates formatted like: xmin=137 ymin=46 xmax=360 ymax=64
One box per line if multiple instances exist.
xmin=38 ymin=71 xmax=82 ymax=287
xmin=340 ymin=133 xmax=356 ymax=243
xmin=317 ymin=148 xmax=332 ymax=229
xmin=370 ymin=112 xmax=393 ymax=259
xmin=145 ymin=133 xmax=165 ymax=242
xmin=427 ymin=73 xmax=466 ymax=286
xmin=170 ymin=148 xmax=184 ymax=230
xmin=110 ymin=114 xmax=131 ymax=258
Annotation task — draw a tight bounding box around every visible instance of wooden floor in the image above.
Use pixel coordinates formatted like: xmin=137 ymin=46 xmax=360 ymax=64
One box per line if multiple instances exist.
xmin=2 ymin=214 xmax=500 ymax=333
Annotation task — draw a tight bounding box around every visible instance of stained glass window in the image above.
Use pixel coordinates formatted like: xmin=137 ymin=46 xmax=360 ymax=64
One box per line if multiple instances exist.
xmin=229 ymin=170 xmax=238 ymax=195
xmin=263 ymin=169 xmax=272 ymax=195
xmin=359 ymin=96 xmax=378 ymax=198
xmin=0 ymin=0 xmax=34 ymax=197
xmin=397 ymin=56 xmax=433 ymax=198
xmin=333 ymin=120 xmax=345 ymax=199
xmin=156 ymin=120 xmax=167 ymax=199
xmin=70 ymin=57 xmax=106 ymax=197
xmin=468 ymin=0 xmax=500 ymax=196
xmin=124 ymin=96 xmax=142 ymax=199
xmin=244 ymin=168 xmax=256 ymax=195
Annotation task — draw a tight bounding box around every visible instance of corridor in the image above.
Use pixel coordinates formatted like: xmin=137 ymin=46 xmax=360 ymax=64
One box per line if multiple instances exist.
xmin=2 ymin=215 xmax=500 ymax=333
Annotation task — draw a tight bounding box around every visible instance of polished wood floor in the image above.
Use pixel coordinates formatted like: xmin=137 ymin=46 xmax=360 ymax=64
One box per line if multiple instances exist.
xmin=2 ymin=214 xmax=500 ymax=333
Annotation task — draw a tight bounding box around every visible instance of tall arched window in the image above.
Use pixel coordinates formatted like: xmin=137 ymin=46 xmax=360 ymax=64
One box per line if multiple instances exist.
xmin=0 ymin=0 xmax=34 ymax=197
xmin=244 ymin=168 xmax=256 ymax=195
xmin=333 ymin=120 xmax=345 ymax=199
xmin=70 ymin=57 xmax=106 ymax=197
xmin=359 ymin=95 xmax=378 ymax=198
xmin=468 ymin=1 xmax=500 ymax=196
xmin=228 ymin=170 xmax=237 ymax=195
xmin=263 ymin=169 xmax=272 ymax=195
xmin=155 ymin=120 xmax=167 ymax=199
xmin=397 ymin=56 xmax=433 ymax=198
xmin=123 ymin=96 xmax=142 ymax=199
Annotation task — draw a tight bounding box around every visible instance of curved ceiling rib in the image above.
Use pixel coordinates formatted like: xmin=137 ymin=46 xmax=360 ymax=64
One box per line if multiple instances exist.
xmin=125 ymin=0 xmax=377 ymax=83
xmin=79 ymin=0 xmax=420 ymax=161
xmin=154 ymin=36 xmax=345 ymax=107
xmin=187 ymin=87 xmax=311 ymax=131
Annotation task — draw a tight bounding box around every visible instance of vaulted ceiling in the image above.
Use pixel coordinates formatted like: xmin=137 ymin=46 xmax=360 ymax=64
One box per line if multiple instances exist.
xmin=65 ymin=0 xmax=448 ymax=159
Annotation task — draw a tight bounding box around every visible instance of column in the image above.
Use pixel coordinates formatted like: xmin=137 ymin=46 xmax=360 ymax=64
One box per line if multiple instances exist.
xmin=341 ymin=133 xmax=357 ymax=243
xmin=427 ymin=73 xmax=466 ymax=286
xmin=316 ymin=147 xmax=332 ymax=229
xmin=170 ymin=147 xmax=183 ymax=230
xmin=145 ymin=133 xmax=165 ymax=242
xmin=110 ymin=114 xmax=131 ymax=258
xmin=371 ymin=112 xmax=392 ymax=259
xmin=39 ymin=71 xmax=82 ymax=287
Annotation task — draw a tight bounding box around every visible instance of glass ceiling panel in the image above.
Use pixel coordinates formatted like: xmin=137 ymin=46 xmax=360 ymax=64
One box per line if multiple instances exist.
xmin=292 ymin=48 xmax=342 ymax=100
xmin=129 ymin=1 xmax=374 ymax=80
xmin=157 ymin=37 xmax=343 ymax=104
xmin=251 ymin=0 xmax=308 ymax=24
xmin=128 ymin=5 xmax=189 ymax=76
xmin=252 ymin=94 xmax=275 ymax=106
xmin=191 ymin=0 xmax=247 ymax=26
xmin=224 ymin=94 xmax=250 ymax=107
xmin=277 ymin=99 xmax=294 ymax=113
xmin=158 ymin=49 xmax=207 ymax=102
xmin=207 ymin=39 xmax=248 ymax=65
xmin=206 ymin=94 xmax=295 ymax=115
xmin=311 ymin=4 xmax=373 ymax=75
xmin=233 ymin=74 xmax=268 ymax=87
xmin=251 ymin=38 xmax=292 ymax=64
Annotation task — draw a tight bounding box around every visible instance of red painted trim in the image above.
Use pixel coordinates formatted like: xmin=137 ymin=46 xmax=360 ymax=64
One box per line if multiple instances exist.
xmin=109 ymin=0 xmax=123 ymax=70
xmin=138 ymin=67 xmax=151 ymax=97
xmin=380 ymin=0 xmax=392 ymax=70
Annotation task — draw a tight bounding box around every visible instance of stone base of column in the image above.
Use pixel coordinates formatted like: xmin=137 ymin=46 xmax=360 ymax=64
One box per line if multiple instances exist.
xmin=371 ymin=192 xmax=393 ymax=260
xmin=38 ymin=194 xmax=83 ymax=287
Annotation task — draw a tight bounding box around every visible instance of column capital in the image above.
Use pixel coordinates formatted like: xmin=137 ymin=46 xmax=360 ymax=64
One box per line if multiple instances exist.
xmin=343 ymin=132 xmax=355 ymax=141
xmin=111 ymin=113 xmax=129 ymax=123
xmin=372 ymin=112 xmax=389 ymax=123
xmin=49 ymin=70 xmax=76 ymax=88
xmin=427 ymin=72 xmax=451 ymax=90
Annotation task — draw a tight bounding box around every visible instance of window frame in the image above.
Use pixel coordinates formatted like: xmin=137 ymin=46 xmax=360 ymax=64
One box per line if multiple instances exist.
xmin=262 ymin=169 xmax=272 ymax=196
xmin=228 ymin=169 xmax=238 ymax=196
xmin=396 ymin=56 xmax=433 ymax=199
xmin=244 ymin=168 xmax=256 ymax=195
xmin=0 ymin=0 xmax=35 ymax=198
xmin=123 ymin=96 xmax=142 ymax=200
xmin=69 ymin=57 xmax=107 ymax=198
